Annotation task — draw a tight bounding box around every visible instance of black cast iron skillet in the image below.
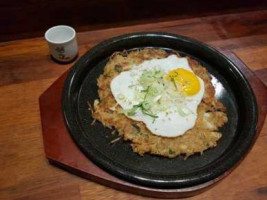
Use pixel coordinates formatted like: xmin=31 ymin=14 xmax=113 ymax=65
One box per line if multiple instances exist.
xmin=62 ymin=32 xmax=258 ymax=189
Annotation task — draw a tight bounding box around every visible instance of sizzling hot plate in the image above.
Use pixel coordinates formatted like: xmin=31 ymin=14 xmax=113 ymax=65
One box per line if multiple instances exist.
xmin=62 ymin=32 xmax=257 ymax=189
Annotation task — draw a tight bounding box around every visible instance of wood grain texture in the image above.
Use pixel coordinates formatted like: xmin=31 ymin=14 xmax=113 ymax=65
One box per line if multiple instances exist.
xmin=0 ymin=9 xmax=267 ymax=200
xmin=1 ymin=0 xmax=266 ymax=42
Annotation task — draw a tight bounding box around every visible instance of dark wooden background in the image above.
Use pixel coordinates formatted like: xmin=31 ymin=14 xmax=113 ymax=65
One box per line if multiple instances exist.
xmin=1 ymin=0 xmax=267 ymax=42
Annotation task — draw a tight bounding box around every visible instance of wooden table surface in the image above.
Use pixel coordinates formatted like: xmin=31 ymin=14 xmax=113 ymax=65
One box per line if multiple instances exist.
xmin=1 ymin=10 xmax=267 ymax=200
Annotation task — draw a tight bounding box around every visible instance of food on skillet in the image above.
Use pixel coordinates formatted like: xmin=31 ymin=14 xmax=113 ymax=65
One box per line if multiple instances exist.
xmin=92 ymin=48 xmax=227 ymax=158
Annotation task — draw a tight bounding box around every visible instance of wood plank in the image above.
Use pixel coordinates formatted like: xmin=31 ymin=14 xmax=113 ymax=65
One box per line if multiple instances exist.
xmin=234 ymin=46 xmax=267 ymax=86
xmin=0 ymin=78 xmax=83 ymax=199
xmin=0 ymin=17 xmax=220 ymax=87
xmin=1 ymin=34 xmax=266 ymax=87
xmin=1 ymin=11 xmax=267 ymax=87
xmin=1 ymin=1 xmax=266 ymax=42
xmin=14 ymin=185 xmax=81 ymax=200
xmin=204 ymin=10 xmax=267 ymax=39
xmin=208 ymin=34 xmax=267 ymax=50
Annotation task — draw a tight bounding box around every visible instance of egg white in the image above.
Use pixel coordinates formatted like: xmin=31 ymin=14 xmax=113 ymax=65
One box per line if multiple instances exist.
xmin=110 ymin=55 xmax=205 ymax=137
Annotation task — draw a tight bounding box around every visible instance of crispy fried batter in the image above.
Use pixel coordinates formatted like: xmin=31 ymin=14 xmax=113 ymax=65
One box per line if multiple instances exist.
xmin=92 ymin=48 xmax=228 ymax=158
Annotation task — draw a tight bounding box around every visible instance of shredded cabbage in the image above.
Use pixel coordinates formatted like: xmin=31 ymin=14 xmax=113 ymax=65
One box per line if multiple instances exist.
xmin=126 ymin=68 xmax=188 ymax=119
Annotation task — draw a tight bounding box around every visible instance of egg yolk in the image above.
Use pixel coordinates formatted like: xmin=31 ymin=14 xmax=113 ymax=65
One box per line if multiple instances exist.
xmin=167 ymin=68 xmax=200 ymax=96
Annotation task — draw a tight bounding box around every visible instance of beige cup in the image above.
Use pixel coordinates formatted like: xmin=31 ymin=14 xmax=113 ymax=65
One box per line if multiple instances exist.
xmin=45 ymin=25 xmax=78 ymax=62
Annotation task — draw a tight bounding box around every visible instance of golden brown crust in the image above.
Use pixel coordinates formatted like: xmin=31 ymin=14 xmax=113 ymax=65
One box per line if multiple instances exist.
xmin=92 ymin=48 xmax=228 ymax=158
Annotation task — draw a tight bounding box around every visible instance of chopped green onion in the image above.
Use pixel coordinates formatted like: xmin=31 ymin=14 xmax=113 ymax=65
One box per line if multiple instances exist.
xmin=128 ymin=84 xmax=136 ymax=88
xmin=169 ymin=149 xmax=175 ymax=154
xmin=131 ymin=123 xmax=140 ymax=135
xmin=103 ymin=73 xmax=111 ymax=77
xmin=114 ymin=64 xmax=123 ymax=72
xmin=126 ymin=103 xmax=141 ymax=116
xmin=141 ymin=109 xmax=158 ymax=118
xmin=142 ymin=101 xmax=151 ymax=110
xmin=171 ymin=78 xmax=178 ymax=91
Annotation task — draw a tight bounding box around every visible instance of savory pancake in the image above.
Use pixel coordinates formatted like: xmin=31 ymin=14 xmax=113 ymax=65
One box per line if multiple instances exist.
xmin=92 ymin=48 xmax=228 ymax=158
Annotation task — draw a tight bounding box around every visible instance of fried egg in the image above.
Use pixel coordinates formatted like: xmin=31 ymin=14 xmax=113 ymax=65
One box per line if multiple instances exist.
xmin=110 ymin=55 xmax=205 ymax=137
